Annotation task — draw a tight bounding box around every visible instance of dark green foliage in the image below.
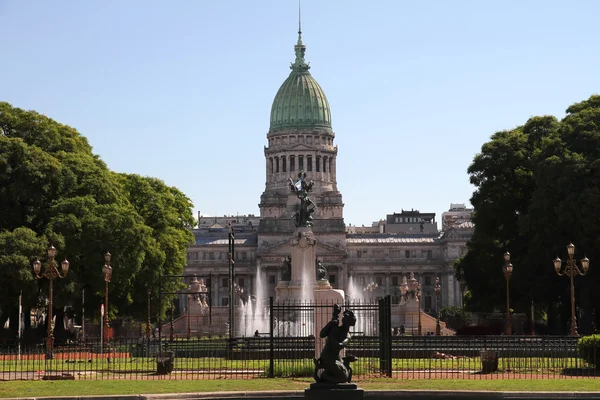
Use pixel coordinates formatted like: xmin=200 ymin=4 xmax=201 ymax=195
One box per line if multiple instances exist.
xmin=439 ymin=306 xmax=473 ymax=331
xmin=577 ymin=335 xmax=600 ymax=369
xmin=457 ymin=95 xmax=600 ymax=334
xmin=0 ymin=102 xmax=195 ymax=327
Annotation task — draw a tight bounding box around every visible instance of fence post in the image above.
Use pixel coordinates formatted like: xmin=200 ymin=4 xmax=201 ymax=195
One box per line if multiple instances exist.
xmin=269 ymin=296 xmax=274 ymax=378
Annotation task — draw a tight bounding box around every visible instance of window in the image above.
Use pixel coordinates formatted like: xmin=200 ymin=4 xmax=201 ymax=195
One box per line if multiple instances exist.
xmin=405 ymin=250 xmax=411 ymax=258
xmin=316 ymin=156 xmax=321 ymax=172
xmin=411 ymin=250 xmax=417 ymax=258
xmin=209 ymin=252 xmax=214 ymax=260
xmin=376 ymin=276 xmax=383 ymax=286
xmin=238 ymin=278 xmax=244 ymax=287
xmin=307 ymin=156 xmax=312 ymax=171
xmin=290 ymin=156 xmax=295 ymax=172
xmin=221 ymin=297 xmax=229 ymax=307
xmin=299 ymin=156 xmax=304 ymax=171
xmin=218 ymin=252 xmax=222 ymax=260
xmin=425 ymin=277 xmax=432 ymax=286
xmin=424 ymin=295 xmax=432 ymax=311
xmin=282 ymin=157 xmax=286 ymax=172
xmin=241 ymin=251 xmax=247 ymax=260
xmin=421 ymin=250 xmax=428 ymax=259
xmin=275 ymin=157 xmax=279 ymax=173
xmin=392 ymin=276 xmax=399 ymax=286
xmin=270 ymin=158 xmax=273 ymax=173
xmin=427 ymin=250 xmax=433 ymax=259
xmin=323 ymin=157 xmax=327 ymax=172
xmin=222 ymin=278 xmax=228 ymax=287
xmin=268 ymin=275 xmax=276 ymax=284
xmin=357 ymin=250 xmax=362 ymax=258
xmin=329 ymin=275 xmax=336 ymax=284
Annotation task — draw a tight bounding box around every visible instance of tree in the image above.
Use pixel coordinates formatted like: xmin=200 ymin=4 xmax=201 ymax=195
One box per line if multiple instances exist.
xmin=0 ymin=102 xmax=195 ymax=329
xmin=458 ymin=95 xmax=600 ymax=334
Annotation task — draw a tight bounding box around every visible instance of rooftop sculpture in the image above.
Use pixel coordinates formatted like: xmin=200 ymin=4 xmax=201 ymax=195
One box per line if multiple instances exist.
xmin=289 ymin=170 xmax=316 ymax=227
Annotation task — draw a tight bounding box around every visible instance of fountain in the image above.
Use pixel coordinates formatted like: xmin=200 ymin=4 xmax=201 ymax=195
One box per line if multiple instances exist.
xmin=235 ymin=171 xmax=345 ymax=354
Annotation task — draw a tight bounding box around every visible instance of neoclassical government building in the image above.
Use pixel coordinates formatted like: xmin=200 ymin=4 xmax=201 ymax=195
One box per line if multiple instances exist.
xmin=184 ymin=27 xmax=473 ymax=323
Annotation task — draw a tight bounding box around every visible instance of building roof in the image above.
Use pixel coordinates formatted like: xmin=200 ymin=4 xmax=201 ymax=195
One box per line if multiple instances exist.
xmin=269 ymin=30 xmax=331 ymax=132
xmin=347 ymin=233 xmax=441 ymax=244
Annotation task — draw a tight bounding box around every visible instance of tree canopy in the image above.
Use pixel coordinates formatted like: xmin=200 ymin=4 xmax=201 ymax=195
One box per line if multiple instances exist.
xmin=0 ymin=102 xmax=195 ymax=334
xmin=457 ymin=95 xmax=600 ymax=334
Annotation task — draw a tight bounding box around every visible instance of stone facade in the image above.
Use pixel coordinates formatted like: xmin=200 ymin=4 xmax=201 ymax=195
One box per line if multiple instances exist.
xmin=181 ymin=28 xmax=473 ymax=334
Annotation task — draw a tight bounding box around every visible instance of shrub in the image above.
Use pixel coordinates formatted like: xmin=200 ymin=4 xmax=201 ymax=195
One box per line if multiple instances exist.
xmin=578 ymin=334 xmax=600 ymax=369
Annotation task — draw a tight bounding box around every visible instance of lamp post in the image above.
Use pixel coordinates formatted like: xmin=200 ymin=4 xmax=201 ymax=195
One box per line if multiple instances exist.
xmin=503 ymin=251 xmax=513 ymax=335
xmin=363 ymin=281 xmax=378 ymax=300
xmin=169 ymin=304 xmax=175 ymax=342
xmin=434 ymin=277 xmax=442 ymax=335
xmin=416 ymin=282 xmax=422 ymax=336
xmin=186 ymin=291 xmax=192 ymax=339
xmin=33 ymin=245 xmax=70 ymax=359
xmin=146 ymin=287 xmax=151 ymax=339
xmin=553 ymin=243 xmax=590 ymax=336
xmin=102 ymin=252 xmax=112 ymax=341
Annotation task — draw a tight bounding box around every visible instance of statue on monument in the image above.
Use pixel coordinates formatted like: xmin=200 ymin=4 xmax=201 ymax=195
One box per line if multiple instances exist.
xmin=313 ymin=305 xmax=358 ymax=384
xmin=316 ymin=258 xmax=327 ymax=281
xmin=289 ymin=170 xmax=316 ymax=227
xmin=281 ymin=256 xmax=292 ymax=281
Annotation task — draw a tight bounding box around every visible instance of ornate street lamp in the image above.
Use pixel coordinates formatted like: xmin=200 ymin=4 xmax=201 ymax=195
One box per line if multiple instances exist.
xmin=553 ymin=243 xmax=590 ymax=336
xmin=33 ymin=245 xmax=70 ymax=359
xmin=503 ymin=251 xmax=513 ymax=335
xmin=146 ymin=287 xmax=152 ymax=339
xmin=363 ymin=281 xmax=378 ymax=299
xmin=434 ymin=277 xmax=442 ymax=335
xmin=169 ymin=304 xmax=175 ymax=342
xmin=102 ymin=252 xmax=112 ymax=341
xmin=416 ymin=282 xmax=422 ymax=336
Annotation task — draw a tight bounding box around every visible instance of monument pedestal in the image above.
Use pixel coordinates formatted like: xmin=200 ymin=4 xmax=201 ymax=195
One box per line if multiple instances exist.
xmin=305 ymin=383 xmax=364 ymax=400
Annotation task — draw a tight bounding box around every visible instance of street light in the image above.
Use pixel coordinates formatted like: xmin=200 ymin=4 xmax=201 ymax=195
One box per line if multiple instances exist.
xmin=416 ymin=282 xmax=422 ymax=336
xmin=503 ymin=251 xmax=513 ymax=335
xmin=553 ymin=243 xmax=590 ymax=336
xmin=434 ymin=277 xmax=442 ymax=335
xmin=363 ymin=281 xmax=378 ymax=299
xmin=33 ymin=245 xmax=70 ymax=359
xmin=102 ymin=252 xmax=112 ymax=341
xmin=146 ymin=287 xmax=152 ymax=339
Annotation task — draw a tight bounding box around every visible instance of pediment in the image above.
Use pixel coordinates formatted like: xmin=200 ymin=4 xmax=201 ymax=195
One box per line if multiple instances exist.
xmin=257 ymin=235 xmax=347 ymax=258
xmin=288 ymin=144 xmax=313 ymax=151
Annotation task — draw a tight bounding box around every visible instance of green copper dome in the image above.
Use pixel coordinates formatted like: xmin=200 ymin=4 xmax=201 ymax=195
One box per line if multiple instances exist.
xmin=269 ymin=32 xmax=332 ymax=132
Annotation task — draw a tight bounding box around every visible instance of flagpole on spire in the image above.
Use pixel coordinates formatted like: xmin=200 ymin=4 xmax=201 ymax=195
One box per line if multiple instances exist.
xmin=298 ymin=0 xmax=302 ymax=36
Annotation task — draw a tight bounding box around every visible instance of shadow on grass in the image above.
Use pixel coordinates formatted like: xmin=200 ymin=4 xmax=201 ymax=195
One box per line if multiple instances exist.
xmin=561 ymin=367 xmax=600 ymax=377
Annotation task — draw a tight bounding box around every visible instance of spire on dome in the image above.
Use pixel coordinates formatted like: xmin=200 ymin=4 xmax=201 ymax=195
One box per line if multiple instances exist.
xmin=291 ymin=0 xmax=310 ymax=72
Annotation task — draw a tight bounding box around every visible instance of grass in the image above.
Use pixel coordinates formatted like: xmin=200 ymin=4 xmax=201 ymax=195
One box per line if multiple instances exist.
xmin=0 ymin=356 xmax=589 ymax=374
xmin=1 ymin=378 xmax=600 ymax=398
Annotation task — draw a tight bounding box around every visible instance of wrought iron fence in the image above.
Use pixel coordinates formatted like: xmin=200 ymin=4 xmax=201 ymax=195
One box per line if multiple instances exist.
xmin=0 ymin=296 xmax=598 ymax=381
xmin=0 ymin=335 xmax=597 ymax=381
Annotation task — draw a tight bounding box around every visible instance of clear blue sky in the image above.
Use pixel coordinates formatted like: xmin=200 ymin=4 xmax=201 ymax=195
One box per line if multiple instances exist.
xmin=2 ymin=1 xmax=599 ymax=226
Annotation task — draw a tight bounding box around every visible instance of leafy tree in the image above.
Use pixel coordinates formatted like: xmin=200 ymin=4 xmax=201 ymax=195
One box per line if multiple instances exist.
xmin=458 ymin=95 xmax=600 ymax=334
xmin=0 ymin=102 xmax=195 ymax=332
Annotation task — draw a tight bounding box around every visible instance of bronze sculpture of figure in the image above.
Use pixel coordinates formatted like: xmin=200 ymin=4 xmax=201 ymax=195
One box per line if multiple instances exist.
xmin=313 ymin=305 xmax=358 ymax=384
xmin=289 ymin=170 xmax=316 ymax=227
xmin=281 ymin=256 xmax=292 ymax=281
xmin=316 ymin=259 xmax=327 ymax=281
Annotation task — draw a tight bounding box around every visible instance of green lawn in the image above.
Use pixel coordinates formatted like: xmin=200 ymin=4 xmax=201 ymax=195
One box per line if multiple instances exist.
xmin=0 ymin=356 xmax=589 ymax=374
xmin=1 ymin=378 xmax=600 ymax=398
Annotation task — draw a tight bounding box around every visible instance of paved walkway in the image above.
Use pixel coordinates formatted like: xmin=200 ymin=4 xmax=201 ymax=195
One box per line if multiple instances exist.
xmin=6 ymin=390 xmax=600 ymax=400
